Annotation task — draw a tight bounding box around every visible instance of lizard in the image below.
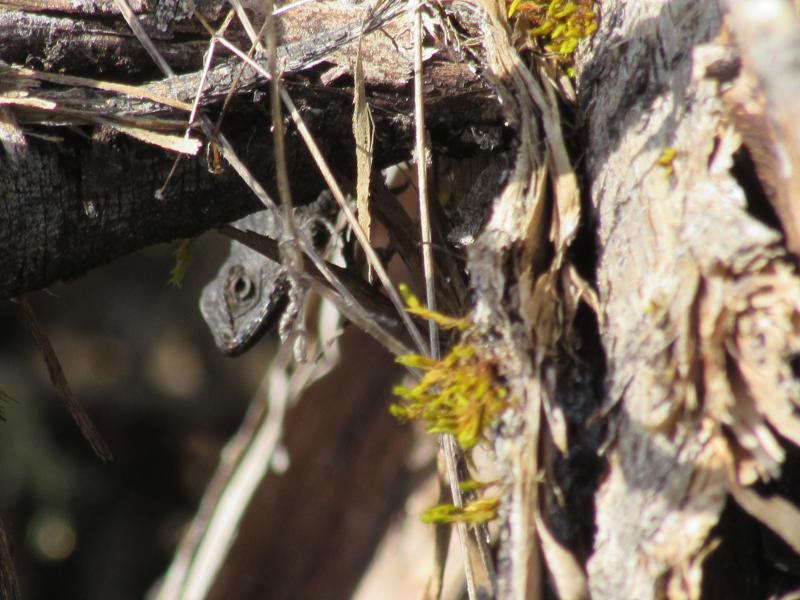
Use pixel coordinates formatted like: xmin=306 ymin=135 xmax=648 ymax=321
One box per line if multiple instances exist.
xmin=200 ymin=193 xmax=337 ymax=355
xmin=199 ymin=154 xmax=506 ymax=356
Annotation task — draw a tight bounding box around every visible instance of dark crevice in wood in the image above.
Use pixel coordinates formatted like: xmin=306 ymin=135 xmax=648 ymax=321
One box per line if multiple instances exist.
xmin=547 ymin=320 xmax=607 ymax=565
xmin=563 ymin=94 xmax=598 ymax=290
xmin=541 ymin=71 xmax=605 ymax=567
xmin=703 ymin=457 xmax=800 ymax=599
xmin=704 ymin=437 xmax=800 ymax=598
xmin=730 ymin=145 xmax=784 ymax=237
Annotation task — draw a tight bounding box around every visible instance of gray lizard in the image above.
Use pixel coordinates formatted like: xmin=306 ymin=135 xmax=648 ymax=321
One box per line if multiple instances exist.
xmin=200 ymin=154 xmax=501 ymax=355
xmin=200 ymin=195 xmax=335 ymax=355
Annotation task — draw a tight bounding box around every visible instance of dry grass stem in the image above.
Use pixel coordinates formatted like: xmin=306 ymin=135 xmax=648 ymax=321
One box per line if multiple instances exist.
xmin=14 ymin=297 xmax=113 ymax=462
xmin=278 ymin=85 xmax=429 ymax=354
xmin=157 ymin=304 xmax=343 ymax=599
xmin=409 ymin=0 xmax=479 ymax=597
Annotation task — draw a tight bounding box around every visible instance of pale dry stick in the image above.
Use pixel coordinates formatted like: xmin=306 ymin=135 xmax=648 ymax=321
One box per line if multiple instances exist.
xmin=179 ymin=350 xmax=291 ymax=600
xmin=263 ymin=0 xmax=305 ymax=310
xmin=230 ymin=0 xmax=323 ymax=39
xmin=7 ymin=66 xmax=193 ymax=112
xmin=274 ymin=0 xmax=315 ymax=16
xmin=155 ymin=386 xmax=268 ymax=599
xmin=352 ymin=34 xmax=375 ymax=283
xmin=409 ymin=1 xmax=476 ymax=599
xmin=178 ymin=0 xmax=322 ymax=185
xmin=264 ymin=0 xmax=291 ymax=216
xmin=192 ymin=4 xmax=262 ymax=138
xmin=155 ymin=0 xmax=252 ymax=198
xmin=96 ymin=119 xmax=201 ymax=154
xmin=156 ymin=301 xmax=343 ymax=600
xmin=228 ymin=0 xmax=262 ymax=51
xmin=279 ymin=86 xmax=429 ymax=354
xmin=157 ymin=19 xmax=224 ymax=199
xmin=185 ymin=10 xmax=237 ymax=132
xmin=411 ymin=0 xmax=437 ymax=359
xmin=305 ymin=278 xmax=411 ymax=357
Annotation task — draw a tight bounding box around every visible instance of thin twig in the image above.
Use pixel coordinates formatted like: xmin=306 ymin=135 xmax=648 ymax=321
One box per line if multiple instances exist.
xmin=204 ymin=122 xmax=411 ymax=354
xmin=157 ymin=25 xmax=220 ymax=199
xmin=156 ymin=385 xmax=269 ymax=599
xmin=14 ymin=297 xmax=113 ymax=462
xmin=264 ymin=0 xmax=304 ymax=295
xmin=410 ymin=1 xmax=476 ymax=598
xmin=157 ymin=304 xmax=342 ymax=600
xmin=413 ymin=13 xmax=437 ymax=359
xmin=279 ymin=87 xmax=429 ymax=354
xmin=220 ymin=224 xmax=412 ymax=357
xmin=7 ymin=66 xmax=192 ymax=112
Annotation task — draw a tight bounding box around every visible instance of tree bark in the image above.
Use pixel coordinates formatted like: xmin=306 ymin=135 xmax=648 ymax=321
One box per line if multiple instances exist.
xmin=577 ymin=0 xmax=800 ymax=597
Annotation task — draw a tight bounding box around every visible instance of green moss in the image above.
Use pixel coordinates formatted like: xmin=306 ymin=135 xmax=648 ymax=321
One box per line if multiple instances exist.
xmin=421 ymin=497 xmax=500 ymax=525
xmin=508 ymin=0 xmax=598 ymax=64
xmin=168 ymin=239 xmax=194 ymax=287
xmin=391 ymin=343 xmax=508 ymax=450
xmin=391 ymin=287 xmax=509 ymax=524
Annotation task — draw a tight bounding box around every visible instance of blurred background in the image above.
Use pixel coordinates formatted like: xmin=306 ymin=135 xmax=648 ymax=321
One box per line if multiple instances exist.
xmin=0 ymin=232 xmax=275 ymax=599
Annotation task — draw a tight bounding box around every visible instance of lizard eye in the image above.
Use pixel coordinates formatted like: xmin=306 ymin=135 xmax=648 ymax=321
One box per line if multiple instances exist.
xmin=228 ymin=273 xmax=255 ymax=302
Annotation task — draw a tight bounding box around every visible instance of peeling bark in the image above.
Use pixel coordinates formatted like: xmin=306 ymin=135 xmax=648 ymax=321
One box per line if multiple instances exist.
xmin=578 ymin=0 xmax=800 ymax=597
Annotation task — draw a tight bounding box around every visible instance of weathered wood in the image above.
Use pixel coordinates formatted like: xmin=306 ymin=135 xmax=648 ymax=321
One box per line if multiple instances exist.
xmin=578 ymin=0 xmax=800 ymax=597
xmin=0 ymin=0 xmax=501 ymax=299
xmin=722 ymin=0 xmax=800 ymax=255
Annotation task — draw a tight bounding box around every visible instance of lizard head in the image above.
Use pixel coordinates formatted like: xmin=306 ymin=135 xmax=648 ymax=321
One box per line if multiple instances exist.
xmin=200 ymin=194 xmax=337 ymax=355
xmin=200 ymin=211 xmax=288 ymax=356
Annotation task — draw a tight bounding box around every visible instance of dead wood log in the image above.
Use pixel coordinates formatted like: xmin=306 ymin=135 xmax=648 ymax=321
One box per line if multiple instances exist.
xmin=0 ymin=0 xmax=502 ymax=298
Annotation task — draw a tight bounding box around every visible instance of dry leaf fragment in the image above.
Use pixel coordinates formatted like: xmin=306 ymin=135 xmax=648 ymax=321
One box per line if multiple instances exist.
xmin=352 ymin=40 xmax=375 ymax=281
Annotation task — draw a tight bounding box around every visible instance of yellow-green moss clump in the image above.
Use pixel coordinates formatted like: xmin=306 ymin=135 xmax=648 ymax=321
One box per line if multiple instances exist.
xmin=390 ymin=286 xmax=508 ymax=524
xmin=391 ymin=344 xmax=508 ymax=450
xmin=390 ymin=285 xmax=509 ymax=451
xmin=422 ymin=496 xmax=500 ymax=524
xmin=508 ymin=0 xmax=598 ymax=59
xmin=421 ymin=479 xmax=500 ymax=524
